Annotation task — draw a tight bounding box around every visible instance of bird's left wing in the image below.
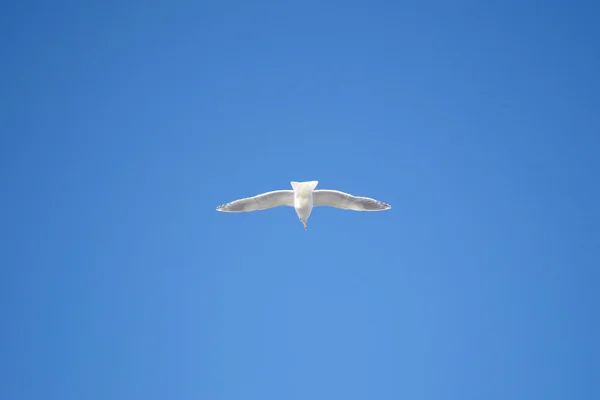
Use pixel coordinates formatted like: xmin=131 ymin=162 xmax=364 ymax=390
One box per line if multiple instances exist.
xmin=216 ymin=190 xmax=295 ymax=212
xmin=313 ymin=190 xmax=391 ymax=211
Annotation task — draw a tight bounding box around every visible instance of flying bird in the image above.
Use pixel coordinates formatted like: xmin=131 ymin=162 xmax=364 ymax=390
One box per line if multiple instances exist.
xmin=216 ymin=180 xmax=391 ymax=229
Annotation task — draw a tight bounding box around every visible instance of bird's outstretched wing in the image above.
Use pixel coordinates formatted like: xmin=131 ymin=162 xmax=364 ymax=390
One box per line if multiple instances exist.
xmin=313 ymin=190 xmax=391 ymax=211
xmin=216 ymin=190 xmax=295 ymax=212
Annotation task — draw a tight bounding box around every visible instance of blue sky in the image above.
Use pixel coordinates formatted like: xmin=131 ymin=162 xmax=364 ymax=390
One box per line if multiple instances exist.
xmin=2 ymin=1 xmax=599 ymax=399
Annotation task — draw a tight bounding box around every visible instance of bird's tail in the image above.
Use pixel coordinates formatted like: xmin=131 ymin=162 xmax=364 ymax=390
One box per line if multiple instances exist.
xmin=291 ymin=181 xmax=319 ymax=191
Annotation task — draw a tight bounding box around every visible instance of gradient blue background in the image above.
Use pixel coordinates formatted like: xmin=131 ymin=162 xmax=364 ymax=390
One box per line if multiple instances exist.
xmin=2 ymin=1 xmax=599 ymax=399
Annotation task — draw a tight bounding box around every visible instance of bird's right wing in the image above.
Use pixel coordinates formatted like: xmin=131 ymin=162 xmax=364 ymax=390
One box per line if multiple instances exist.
xmin=216 ymin=190 xmax=295 ymax=212
xmin=313 ymin=190 xmax=391 ymax=211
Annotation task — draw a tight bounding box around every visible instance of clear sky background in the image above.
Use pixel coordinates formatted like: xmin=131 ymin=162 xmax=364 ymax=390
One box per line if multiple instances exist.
xmin=2 ymin=1 xmax=599 ymax=399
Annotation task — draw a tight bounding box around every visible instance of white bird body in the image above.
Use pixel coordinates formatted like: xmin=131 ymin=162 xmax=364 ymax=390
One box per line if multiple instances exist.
xmin=291 ymin=181 xmax=317 ymax=227
xmin=216 ymin=180 xmax=391 ymax=230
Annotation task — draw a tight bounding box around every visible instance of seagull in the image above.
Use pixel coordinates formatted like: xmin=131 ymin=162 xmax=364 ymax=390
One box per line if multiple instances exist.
xmin=216 ymin=180 xmax=391 ymax=230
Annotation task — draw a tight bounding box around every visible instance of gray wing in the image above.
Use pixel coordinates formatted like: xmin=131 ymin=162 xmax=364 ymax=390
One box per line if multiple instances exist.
xmin=216 ymin=190 xmax=295 ymax=212
xmin=313 ymin=190 xmax=391 ymax=211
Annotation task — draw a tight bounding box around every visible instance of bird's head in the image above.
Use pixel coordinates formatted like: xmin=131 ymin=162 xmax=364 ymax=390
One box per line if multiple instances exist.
xmin=299 ymin=218 xmax=307 ymax=230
